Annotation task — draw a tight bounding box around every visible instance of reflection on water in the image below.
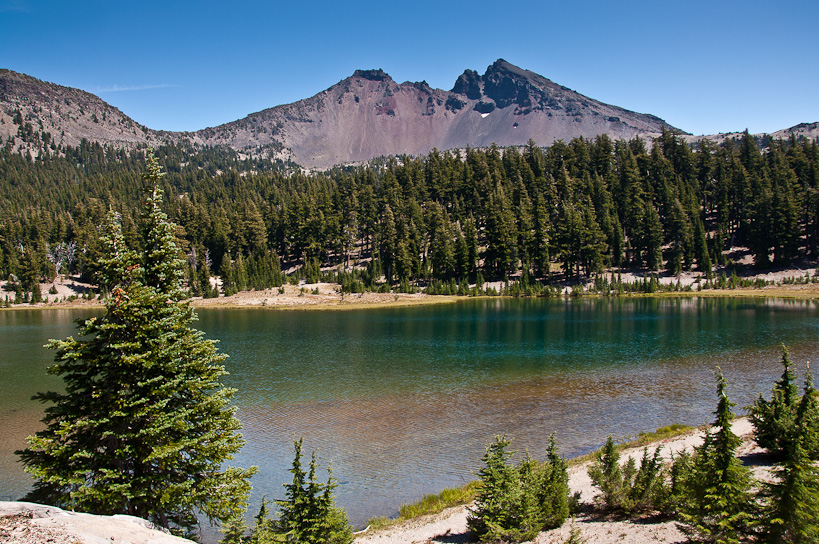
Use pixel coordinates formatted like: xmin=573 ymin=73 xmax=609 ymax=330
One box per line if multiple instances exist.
xmin=1 ymin=298 xmax=817 ymax=528
xmin=231 ymin=340 xmax=816 ymax=526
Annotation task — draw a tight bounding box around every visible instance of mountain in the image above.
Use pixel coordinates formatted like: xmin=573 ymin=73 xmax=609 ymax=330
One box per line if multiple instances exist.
xmin=0 ymin=69 xmax=170 ymax=151
xmin=187 ymin=59 xmax=680 ymax=168
xmin=2 ymin=61 xmax=814 ymax=169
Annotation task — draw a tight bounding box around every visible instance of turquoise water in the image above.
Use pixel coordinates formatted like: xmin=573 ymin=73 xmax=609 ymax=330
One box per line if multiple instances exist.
xmin=1 ymin=297 xmax=818 ymax=528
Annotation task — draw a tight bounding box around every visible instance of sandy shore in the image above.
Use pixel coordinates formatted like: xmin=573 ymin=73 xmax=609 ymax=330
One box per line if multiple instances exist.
xmin=190 ymin=283 xmax=461 ymax=311
xmin=2 ymin=273 xmax=819 ymax=312
xmin=0 ymin=279 xmax=462 ymax=311
xmin=356 ymin=418 xmax=764 ymax=544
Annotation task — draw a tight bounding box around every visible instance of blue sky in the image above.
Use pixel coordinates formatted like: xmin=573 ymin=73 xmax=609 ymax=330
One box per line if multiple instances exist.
xmin=2 ymin=0 xmax=817 ymax=136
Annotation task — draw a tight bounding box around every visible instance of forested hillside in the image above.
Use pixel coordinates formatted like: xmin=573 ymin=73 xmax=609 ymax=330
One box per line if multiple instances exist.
xmin=1 ymin=130 xmax=818 ymax=301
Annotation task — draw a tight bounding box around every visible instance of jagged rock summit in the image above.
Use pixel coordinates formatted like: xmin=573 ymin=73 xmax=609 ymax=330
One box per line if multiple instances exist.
xmin=187 ymin=59 xmax=679 ymax=168
xmin=0 ymin=59 xmax=746 ymax=169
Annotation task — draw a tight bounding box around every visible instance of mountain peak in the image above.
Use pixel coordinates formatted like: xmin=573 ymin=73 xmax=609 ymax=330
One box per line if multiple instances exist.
xmin=485 ymin=59 xmax=534 ymax=79
xmin=2 ymin=63 xmax=685 ymax=169
xmin=351 ymin=69 xmax=391 ymax=82
xmin=451 ymin=69 xmax=482 ymax=99
xmin=488 ymin=58 xmax=515 ymax=70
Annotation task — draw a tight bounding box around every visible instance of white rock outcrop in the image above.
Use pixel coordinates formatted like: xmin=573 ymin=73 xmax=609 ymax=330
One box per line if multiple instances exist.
xmin=0 ymin=501 xmax=195 ymax=544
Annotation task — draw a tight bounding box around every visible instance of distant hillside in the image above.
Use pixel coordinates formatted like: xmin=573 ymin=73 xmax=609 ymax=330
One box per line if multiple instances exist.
xmin=697 ymin=122 xmax=819 ymax=147
xmin=1 ymin=62 xmax=816 ymax=169
xmin=0 ymin=69 xmax=169 ymax=152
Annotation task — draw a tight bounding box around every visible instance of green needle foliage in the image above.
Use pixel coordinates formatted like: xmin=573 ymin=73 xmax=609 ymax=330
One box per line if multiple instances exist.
xmin=244 ymin=439 xmax=353 ymax=544
xmin=17 ymin=151 xmax=256 ymax=537
xmin=468 ymin=434 xmax=569 ymax=543
xmin=276 ymin=439 xmax=352 ymax=544
xmin=587 ymin=437 xmax=624 ymax=510
xmin=749 ymin=346 xmax=801 ymax=459
xmin=749 ymin=345 xmax=819 ymax=461
xmin=675 ymin=369 xmax=755 ymax=544
xmin=588 ymin=437 xmax=668 ymax=515
xmin=761 ymin=368 xmax=819 ymax=543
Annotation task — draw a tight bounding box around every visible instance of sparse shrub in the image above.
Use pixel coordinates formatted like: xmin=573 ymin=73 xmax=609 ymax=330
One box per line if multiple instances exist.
xmin=468 ymin=434 xmax=569 ymax=542
xmin=561 ymin=520 xmax=589 ymax=544
xmin=587 ymin=438 xmax=668 ymax=515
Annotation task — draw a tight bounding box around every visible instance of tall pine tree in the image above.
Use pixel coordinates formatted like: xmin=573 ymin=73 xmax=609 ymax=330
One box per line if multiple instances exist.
xmin=18 ymin=151 xmax=255 ymax=536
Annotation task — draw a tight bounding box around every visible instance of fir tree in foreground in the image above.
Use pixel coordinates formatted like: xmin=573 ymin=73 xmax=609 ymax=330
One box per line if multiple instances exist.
xmin=749 ymin=345 xmax=819 ymax=461
xmin=468 ymin=434 xmax=569 ymax=543
xmin=235 ymin=439 xmax=353 ymax=544
xmin=761 ymin=367 xmax=819 ymax=543
xmin=674 ymin=369 xmax=755 ymax=544
xmin=17 ymin=151 xmax=255 ymax=537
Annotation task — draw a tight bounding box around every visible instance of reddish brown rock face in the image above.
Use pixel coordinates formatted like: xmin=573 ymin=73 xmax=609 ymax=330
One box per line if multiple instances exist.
xmin=1 ymin=60 xmax=682 ymax=168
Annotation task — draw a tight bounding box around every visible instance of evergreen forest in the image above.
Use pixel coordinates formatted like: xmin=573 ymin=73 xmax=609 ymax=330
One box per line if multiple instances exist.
xmin=2 ymin=129 xmax=818 ymax=301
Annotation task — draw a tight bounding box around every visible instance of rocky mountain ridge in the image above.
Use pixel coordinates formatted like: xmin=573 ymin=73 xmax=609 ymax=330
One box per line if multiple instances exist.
xmin=2 ymin=61 xmax=817 ymax=169
xmin=0 ymin=68 xmax=172 ymax=151
xmin=185 ymin=59 xmax=679 ymax=167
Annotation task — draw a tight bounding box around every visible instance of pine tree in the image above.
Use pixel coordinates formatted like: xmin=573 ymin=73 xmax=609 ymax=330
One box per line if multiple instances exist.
xmin=535 ymin=434 xmax=571 ymax=529
xmin=676 ymin=369 xmax=754 ymax=543
xmin=588 ymin=436 xmax=624 ymax=510
xmin=468 ymin=435 xmax=526 ymax=542
xmin=749 ymin=346 xmax=801 ymax=459
xmin=274 ymin=439 xmax=353 ymax=544
xmin=17 ymin=151 xmax=255 ymax=536
xmin=468 ymin=434 xmax=569 ymax=543
xmin=643 ymin=203 xmax=664 ymax=271
xmin=762 ymin=368 xmax=819 ymax=543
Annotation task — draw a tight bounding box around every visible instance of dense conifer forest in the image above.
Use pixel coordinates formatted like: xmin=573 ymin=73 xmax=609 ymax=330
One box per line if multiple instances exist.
xmin=1 ymin=129 xmax=818 ymax=301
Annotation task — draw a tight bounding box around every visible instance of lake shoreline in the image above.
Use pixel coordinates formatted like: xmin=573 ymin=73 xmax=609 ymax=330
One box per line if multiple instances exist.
xmin=0 ymin=418 xmax=765 ymax=544
xmin=356 ymin=417 xmax=766 ymax=544
xmin=2 ymin=280 xmax=819 ymax=312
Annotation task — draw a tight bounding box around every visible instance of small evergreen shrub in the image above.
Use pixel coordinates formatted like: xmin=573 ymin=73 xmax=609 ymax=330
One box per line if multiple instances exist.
xmin=674 ymin=369 xmax=755 ymax=543
xmin=749 ymin=345 xmax=819 ymax=460
xmin=587 ymin=437 xmax=668 ymax=514
xmin=468 ymin=434 xmax=569 ymax=543
xmin=239 ymin=439 xmax=353 ymax=544
xmin=760 ymin=369 xmax=819 ymax=543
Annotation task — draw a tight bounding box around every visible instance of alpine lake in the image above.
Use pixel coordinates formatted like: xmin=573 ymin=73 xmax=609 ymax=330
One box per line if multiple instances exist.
xmin=1 ymin=296 xmax=818 ymax=530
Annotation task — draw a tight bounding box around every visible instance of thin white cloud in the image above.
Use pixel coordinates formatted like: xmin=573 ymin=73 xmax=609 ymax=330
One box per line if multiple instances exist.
xmin=0 ymin=0 xmax=29 ymax=13
xmin=94 ymin=83 xmax=178 ymax=93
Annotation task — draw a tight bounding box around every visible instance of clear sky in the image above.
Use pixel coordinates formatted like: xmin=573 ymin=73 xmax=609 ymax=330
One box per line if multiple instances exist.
xmin=2 ymin=0 xmax=817 ymax=136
